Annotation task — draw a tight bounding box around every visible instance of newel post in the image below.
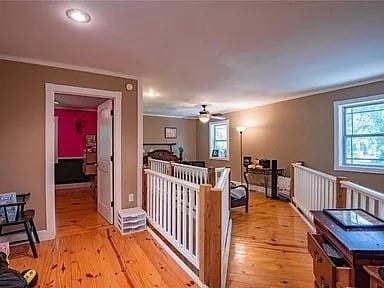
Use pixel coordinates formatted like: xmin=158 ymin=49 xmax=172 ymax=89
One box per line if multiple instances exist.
xmin=336 ymin=176 xmax=348 ymax=208
xmin=199 ymin=184 xmax=222 ymax=288
xmin=168 ymin=161 xmax=174 ymax=176
xmin=207 ymin=167 xmax=216 ymax=186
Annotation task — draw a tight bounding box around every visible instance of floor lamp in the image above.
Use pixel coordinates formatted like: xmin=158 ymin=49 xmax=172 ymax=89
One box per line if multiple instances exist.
xmin=236 ymin=126 xmax=246 ymax=183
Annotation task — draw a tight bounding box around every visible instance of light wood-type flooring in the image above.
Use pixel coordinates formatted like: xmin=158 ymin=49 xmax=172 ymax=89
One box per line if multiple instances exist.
xmin=9 ymin=188 xmax=313 ymax=287
xmin=10 ymin=188 xmax=196 ymax=288
xmin=227 ymin=192 xmax=314 ymax=288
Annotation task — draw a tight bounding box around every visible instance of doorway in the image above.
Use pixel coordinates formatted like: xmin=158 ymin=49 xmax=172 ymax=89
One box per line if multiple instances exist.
xmin=45 ymin=84 xmax=122 ymax=240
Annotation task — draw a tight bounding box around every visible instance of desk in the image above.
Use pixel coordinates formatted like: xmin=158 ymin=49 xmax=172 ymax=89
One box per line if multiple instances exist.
xmin=244 ymin=168 xmax=284 ymax=199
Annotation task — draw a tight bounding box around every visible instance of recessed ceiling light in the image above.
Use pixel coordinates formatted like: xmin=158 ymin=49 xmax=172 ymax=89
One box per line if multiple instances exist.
xmin=54 ymin=100 xmax=60 ymax=105
xmin=66 ymin=9 xmax=91 ymax=23
xmin=144 ymin=89 xmax=160 ymax=98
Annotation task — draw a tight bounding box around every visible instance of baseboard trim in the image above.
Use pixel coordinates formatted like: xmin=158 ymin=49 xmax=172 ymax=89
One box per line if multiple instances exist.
xmin=221 ymin=219 xmax=232 ymax=288
xmin=55 ymin=182 xmax=91 ymax=189
xmin=37 ymin=229 xmax=55 ymax=241
xmin=289 ymin=202 xmax=316 ymax=233
xmin=147 ymin=227 xmax=208 ymax=288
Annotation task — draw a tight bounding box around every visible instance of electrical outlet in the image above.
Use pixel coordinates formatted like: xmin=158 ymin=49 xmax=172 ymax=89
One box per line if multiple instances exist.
xmin=128 ymin=193 xmax=134 ymax=202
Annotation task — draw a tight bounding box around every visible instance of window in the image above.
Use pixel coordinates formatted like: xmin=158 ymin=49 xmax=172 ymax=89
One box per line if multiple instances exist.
xmin=209 ymin=120 xmax=229 ymax=160
xmin=334 ymin=94 xmax=384 ymax=173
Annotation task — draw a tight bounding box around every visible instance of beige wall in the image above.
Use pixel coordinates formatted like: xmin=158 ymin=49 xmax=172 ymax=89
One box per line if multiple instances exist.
xmin=0 ymin=60 xmax=139 ymax=230
xmin=143 ymin=116 xmax=197 ymax=160
xmin=197 ymin=81 xmax=384 ymax=192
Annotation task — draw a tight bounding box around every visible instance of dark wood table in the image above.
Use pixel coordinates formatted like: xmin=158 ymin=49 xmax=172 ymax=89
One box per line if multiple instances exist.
xmin=309 ymin=211 xmax=384 ymax=288
xmin=244 ymin=167 xmax=284 ymax=199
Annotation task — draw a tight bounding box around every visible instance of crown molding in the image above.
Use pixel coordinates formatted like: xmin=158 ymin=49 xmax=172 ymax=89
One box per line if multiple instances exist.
xmin=0 ymin=54 xmax=140 ymax=81
xmin=143 ymin=113 xmax=196 ymax=120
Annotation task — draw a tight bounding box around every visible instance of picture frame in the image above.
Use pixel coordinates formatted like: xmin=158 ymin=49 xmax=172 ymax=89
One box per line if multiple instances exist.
xmin=211 ymin=149 xmax=219 ymax=158
xmin=165 ymin=127 xmax=177 ymax=139
xmin=85 ymin=134 xmax=96 ymax=147
xmin=324 ymin=208 xmax=384 ymax=229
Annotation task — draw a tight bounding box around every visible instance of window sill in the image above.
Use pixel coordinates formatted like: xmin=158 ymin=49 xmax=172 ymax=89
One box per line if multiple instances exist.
xmin=209 ymin=157 xmax=229 ymax=161
xmin=334 ymin=164 xmax=384 ymax=175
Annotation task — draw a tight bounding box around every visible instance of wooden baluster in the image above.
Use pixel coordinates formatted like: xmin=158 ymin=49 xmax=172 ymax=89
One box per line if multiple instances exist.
xmin=199 ymin=184 xmax=221 ymax=288
xmin=188 ymin=188 xmax=194 ymax=253
xmin=336 ymin=177 xmax=348 ymax=208
xmin=290 ymin=163 xmax=295 ymax=200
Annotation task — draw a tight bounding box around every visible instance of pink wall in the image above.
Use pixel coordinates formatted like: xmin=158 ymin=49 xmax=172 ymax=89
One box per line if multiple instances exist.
xmin=55 ymin=109 xmax=97 ymax=158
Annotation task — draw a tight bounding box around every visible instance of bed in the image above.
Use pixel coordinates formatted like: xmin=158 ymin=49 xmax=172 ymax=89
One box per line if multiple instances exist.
xmin=143 ymin=149 xmax=180 ymax=166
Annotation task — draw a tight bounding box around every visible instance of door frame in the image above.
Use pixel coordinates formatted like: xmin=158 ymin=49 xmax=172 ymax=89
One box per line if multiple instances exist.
xmin=44 ymin=83 xmax=122 ymax=240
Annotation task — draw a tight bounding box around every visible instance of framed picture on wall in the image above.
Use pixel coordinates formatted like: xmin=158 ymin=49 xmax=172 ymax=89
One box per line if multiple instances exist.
xmin=165 ymin=127 xmax=177 ymax=139
xmin=85 ymin=134 xmax=96 ymax=147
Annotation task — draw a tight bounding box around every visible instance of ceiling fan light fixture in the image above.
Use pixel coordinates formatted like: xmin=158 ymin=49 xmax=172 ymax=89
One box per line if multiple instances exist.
xmin=199 ymin=113 xmax=210 ymax=123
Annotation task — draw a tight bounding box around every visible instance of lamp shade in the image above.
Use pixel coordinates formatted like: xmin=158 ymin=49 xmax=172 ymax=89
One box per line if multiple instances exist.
xmin=236 ymin=126 xmax=246 ymax=133
xmin=199 ymin=114 xmax=210 ymax=123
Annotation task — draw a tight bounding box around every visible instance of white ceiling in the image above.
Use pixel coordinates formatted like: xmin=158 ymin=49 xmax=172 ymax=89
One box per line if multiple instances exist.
xmin=1 ymin=1 xmax=384 ymax=117
xmin=55 ymin=93 xmax=107 ymax=109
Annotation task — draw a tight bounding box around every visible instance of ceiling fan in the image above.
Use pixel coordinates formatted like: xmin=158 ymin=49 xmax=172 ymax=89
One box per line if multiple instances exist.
xmin=198 ymin=104 xmax=226 ymax=123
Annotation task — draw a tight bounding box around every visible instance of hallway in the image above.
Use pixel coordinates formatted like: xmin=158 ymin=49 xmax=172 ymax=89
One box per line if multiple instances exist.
xmin=227 ymin=192 xmax=314 ymax=287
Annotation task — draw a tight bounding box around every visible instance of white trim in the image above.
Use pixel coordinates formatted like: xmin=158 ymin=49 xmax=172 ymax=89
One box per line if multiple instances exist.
xmin=209 ymin=119 xmax=230 ymax=161
xmin=0 ymin=54 xmax=138 ymax=80
xmin=147 ymin=227 xmax=208 ymax=288
xmin=55 ymin=106 xmax=97 ymax=112
xmin=289 ymin=203 xmax=316 ymax=233
xmin=143 ymin=113 xmax=195 ymax=119
xmin=45 ymin=83 xmax=123 ymax=240
xmin=221 ymin=219 xmax=232 ymax=288
xmin=57 ymin=156 xmax=83 ymax=160
xmin=55 ymin=182 xmax=91 ymax=189
xmin=137 ymin=84 xmax=143 ymax=207
xmin=334 ymin=93 xmax=384 ymax=175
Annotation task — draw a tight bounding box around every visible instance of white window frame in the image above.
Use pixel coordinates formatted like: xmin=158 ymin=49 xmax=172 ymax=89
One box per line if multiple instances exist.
xmin=334 ymin=94 xmax=384 ymax=174
xmin=209 ymin=120 xmax=229 ymax=161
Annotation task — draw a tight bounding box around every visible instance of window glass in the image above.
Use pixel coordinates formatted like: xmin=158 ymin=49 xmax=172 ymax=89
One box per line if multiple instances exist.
xmin=341 ymin=101 xmax=384 ymax=168
xmin=209 ymin=121 xmax=229 ymax=160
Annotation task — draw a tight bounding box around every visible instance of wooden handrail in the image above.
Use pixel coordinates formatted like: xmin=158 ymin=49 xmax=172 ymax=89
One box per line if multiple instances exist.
xmin=144 ymin=169 xmax=199 ymax=190
xmin=341 ymin=180 xmax=384 ymax=202
xmin=215 ymin=168 xmax=230 ymax=189
xmin=292 ymin=163 xmax=337 ymax=181
xmin=171 ymin=162 xmax=208 ymax=171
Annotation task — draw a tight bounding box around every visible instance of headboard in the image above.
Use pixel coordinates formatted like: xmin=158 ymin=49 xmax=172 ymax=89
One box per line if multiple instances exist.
xmin=143 ymin=149 xmax=180 ymax=166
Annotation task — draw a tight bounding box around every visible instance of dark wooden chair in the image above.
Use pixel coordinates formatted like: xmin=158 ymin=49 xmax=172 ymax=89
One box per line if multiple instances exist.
xmin=0 ymin=195 xmax=38 ymax=258
xmin=230 ymin=182 xmax=249 ymax=213
xmin=16 ymin=193 xmax=40 ymax=244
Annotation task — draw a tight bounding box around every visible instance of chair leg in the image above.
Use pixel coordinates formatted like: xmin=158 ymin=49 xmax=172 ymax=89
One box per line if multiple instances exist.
xmin=24 ymin=222 xmax=38 ymax=258
xmin=30 ymin=220 xmax=40 ymax=243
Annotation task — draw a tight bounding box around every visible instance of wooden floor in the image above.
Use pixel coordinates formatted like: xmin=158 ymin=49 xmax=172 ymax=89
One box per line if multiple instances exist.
xmin=9 ymin=188 xmax=313 ymax=287
xmin=10 ymin=188 xmax=196 ymax=288
xmin=227 ymin=192 xmax=314 ymax=288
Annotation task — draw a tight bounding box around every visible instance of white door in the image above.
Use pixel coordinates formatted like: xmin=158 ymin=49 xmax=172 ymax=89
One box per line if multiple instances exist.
xmin=97 ymin=100 xmax=114 ymax=223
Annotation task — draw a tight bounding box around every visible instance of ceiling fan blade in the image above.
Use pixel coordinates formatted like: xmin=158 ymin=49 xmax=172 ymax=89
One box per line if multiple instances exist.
xmin=211 ymin=114 xmax=226 ymax=120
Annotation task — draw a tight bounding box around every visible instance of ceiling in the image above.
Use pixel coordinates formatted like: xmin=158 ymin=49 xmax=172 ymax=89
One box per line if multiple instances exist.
xmin=55 ymin=93 xmax=106 ymax=109
xmin=1 ymin=1 xmax=384 ymax=117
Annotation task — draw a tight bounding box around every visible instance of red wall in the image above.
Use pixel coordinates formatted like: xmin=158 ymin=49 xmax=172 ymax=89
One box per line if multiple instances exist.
xmin=55 ymin=109 xmax=97 ymax=158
